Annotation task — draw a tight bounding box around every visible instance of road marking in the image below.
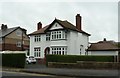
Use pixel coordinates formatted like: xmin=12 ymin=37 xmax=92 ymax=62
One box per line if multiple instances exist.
xmin=2 ymin=71 xmax=54 ymax=77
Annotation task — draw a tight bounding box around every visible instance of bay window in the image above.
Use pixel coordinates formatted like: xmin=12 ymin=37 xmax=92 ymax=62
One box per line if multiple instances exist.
xmin=51 ymin=30 xmax=67 ymax=40
xmin=51 ymin=47 xmax=67 ymax=55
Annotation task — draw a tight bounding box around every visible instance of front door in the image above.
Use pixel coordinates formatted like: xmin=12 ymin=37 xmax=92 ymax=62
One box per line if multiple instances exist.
xmin=44 ymin=47 xmax=50 ymax=64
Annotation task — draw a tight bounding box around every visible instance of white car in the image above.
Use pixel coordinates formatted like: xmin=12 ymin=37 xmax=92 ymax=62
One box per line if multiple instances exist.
xmin=26 ymin=56 xmax=36 ymax=64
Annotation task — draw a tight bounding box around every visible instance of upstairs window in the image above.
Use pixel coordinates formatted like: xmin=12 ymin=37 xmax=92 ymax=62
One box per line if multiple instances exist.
xmin=16 ymin=30 xmax=22 ymax=36
xmin=34 ymin=35 xmax=41 ymax=42
xmin=51 ymin=31 xmax=67 ymax=40
xmin=46 ymin=33 xmax=50 ymax=41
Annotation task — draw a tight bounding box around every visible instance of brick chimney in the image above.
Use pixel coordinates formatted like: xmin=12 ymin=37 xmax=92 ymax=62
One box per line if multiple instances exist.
xmin=1 ymin=24 xmax=8 ymax=30
xmin=37 ymin=22 xmax=42 ymax=30
xmin=76 ymin=14 xmax=82 ymax=31
xmin=103 ymin=38 xmax=107 ymax=41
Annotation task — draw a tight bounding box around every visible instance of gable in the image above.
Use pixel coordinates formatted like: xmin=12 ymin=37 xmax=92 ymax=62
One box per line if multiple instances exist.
xmin=0 ymin=27 xmax=18 ymax=38
xmin=29 ymin=18 xmax=90 ymax=36
xmin=6 ymin=28 xmax=29 ymax=40
xmin=49 ymin=22 xmax=64 ymax=30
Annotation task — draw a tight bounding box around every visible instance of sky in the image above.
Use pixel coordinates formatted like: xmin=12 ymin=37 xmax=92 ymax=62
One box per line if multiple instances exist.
xmin=0 ymin=0 xmax=119 ymax=42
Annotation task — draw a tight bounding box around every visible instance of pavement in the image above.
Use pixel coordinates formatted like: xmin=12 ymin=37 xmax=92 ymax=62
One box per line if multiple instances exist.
xmin=2 ymin=64 xmax=120 ymax=78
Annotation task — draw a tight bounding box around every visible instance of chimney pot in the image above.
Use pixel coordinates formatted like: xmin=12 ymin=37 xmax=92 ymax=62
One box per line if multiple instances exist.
xmin=76 ymin=14 xmax=82 ymax=31
xmin=1 ymin=24 xmax=8 ymax=30
xmin=37 ymin=22 xmax=42 ymax=30
xmin=103 ymin=38 xmax=107 ymax=41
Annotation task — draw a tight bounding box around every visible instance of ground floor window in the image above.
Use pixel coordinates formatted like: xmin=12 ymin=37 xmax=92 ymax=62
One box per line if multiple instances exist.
xmin=34 ymin=47 xmax=41 ymax=58
xmin=51 ymin=47 xmax=67 ymax=55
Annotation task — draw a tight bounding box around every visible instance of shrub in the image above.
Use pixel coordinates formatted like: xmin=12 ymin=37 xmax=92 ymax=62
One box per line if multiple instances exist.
xmin=2 ymin=53 xmax=25 ymax=68
xmin=46 ymin=55 xmax=114 ymax=65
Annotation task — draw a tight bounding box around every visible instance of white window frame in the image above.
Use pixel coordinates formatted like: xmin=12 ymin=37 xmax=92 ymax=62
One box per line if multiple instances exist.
xmin=34 ymin=35 xmax=41 ymax=42
xmin=16 ymin=41 xmax=21 ymax=47
xmin=46 ymin=33 xmax=50 ymax=41
xmin=34 ymin=47 xmax=41 ymax=58
xmin=51 ymin=47 xmax=67 ymax=55
xmin=51 ymin=30 xmax=67 ymax=40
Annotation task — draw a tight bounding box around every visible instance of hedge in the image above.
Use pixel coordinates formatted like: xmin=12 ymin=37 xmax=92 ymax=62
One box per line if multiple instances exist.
xmin=2 ymin=53 xmax=26 ymax=68
xmin=46 ymin=55 xmax=114 ymax=64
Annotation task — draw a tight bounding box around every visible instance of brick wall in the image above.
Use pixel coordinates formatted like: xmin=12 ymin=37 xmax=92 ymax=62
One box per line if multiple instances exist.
xmin=0 ymin=43 xmax=29 ymax=51
xmin=48 ymin=61 xmax=120 ymax=69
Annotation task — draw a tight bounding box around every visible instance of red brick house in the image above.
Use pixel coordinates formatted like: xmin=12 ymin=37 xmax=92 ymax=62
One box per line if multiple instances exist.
xmin=0 ymin=24 xmax=29 ymax=51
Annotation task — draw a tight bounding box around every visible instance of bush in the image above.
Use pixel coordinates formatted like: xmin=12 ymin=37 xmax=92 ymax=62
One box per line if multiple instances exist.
xmin=46 ymin=55 xmax=114 ymax=64
xmin=2 ymin=53 xmax=26 ymax=68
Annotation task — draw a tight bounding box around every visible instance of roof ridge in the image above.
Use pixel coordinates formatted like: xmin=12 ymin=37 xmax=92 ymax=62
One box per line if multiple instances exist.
xmin=0 ymin=26 xmax=20 ymax=38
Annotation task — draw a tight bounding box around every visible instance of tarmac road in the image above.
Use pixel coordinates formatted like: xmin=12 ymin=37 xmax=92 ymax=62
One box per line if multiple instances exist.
xmin=24 ymin=63 xmax=120 ymax=78
xmin=2 ymin=71 xmax=74 ymax=78
xmin=2 ymin=63 xmax=120 ymax=78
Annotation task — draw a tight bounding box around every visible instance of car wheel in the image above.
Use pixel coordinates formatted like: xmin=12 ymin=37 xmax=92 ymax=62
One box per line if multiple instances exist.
xmin=33 ymin=62 xmax=36 ymax=64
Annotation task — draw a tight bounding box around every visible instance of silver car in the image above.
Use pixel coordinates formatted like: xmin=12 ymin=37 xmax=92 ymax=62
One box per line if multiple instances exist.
xmin=26 ymin=56 xmax=36 ymax=64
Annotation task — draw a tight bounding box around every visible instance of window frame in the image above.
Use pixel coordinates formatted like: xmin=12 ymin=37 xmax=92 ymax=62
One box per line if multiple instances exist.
xmin=51 ymin=47 xmax=67 ymax=55
xmin=16 ymin=41 xmax=22 ymax=47
xmin=34 ymin=47 xmax=41 ymax=58
xmin=46 ymin=33 xmax=51 ymax=41
xmin=34 ymin=35 xmax=41 ymax=42
xmin=51 ymin=30 xmax=67 ymax=40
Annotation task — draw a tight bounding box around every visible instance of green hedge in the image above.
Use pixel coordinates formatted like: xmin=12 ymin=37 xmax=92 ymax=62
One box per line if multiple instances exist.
xmin=2 ymin=53 xmax=26 ymax=68
xmin=46 ymin=55 xmax=114 ymax=64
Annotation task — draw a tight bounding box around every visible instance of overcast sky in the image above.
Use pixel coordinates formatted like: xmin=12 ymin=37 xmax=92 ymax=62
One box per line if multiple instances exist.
xmin=0 ymin=0 xmax=119 ymax=42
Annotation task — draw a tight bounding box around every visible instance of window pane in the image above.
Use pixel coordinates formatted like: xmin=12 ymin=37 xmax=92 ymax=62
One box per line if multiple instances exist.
xmin=34 ymin=47 xmax=41 ymax=57
xmin=62 ymin=51 xmax=64 ymax=55
xmin=59 ymin=51 xmax=61 ymax=55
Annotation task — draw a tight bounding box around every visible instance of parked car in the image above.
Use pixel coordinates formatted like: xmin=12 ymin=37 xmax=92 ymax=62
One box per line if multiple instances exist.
xmin=26 ymin=56 xmax=36 ymax=64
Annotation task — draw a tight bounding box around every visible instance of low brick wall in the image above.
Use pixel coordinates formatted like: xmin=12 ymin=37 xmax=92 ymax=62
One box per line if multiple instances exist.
xmin=77 ymin=61 xmax=120 ymax=69
xmin=36 ymin=58 xmax=45 ymax=64
xmin=48 ymin=61 xmax=120 ymax=69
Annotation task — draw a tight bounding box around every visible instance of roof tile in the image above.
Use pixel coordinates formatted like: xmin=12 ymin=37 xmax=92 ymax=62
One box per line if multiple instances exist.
xmin=88 ymin=41 xmax=119 ymax=51
xmin=29 ymin=19 xmax=90 ymax=36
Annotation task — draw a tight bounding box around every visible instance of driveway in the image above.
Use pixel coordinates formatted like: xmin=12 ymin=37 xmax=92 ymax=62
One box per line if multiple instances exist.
xmin=25 ymin=63 xmax=46 ymax=69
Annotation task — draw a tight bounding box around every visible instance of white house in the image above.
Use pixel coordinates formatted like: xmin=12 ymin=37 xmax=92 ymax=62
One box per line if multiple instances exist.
xmin=29 ymin=14 xmax=90 ymax=59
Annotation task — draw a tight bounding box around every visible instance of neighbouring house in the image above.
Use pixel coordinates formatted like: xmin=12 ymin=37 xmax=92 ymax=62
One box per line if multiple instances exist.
xmin=0 ymin=24 xmax=29 ymax=51
xmin=87 ymin=38 xmax=119 ymax=56
xmin=29 ymin=14 xmax=90 ymax=59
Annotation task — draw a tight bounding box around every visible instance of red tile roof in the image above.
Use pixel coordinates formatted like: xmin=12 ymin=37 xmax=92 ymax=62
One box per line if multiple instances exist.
xmin=88 ymin=41 xmax=119 ymax=51
xmin=29 ymin=19 xmax=90 ymax=36
xmin=29 ymin=25 xmax=49 ymax=35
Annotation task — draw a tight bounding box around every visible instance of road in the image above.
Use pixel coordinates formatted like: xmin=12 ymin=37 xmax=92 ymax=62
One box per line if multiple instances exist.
xmin=2 ymin=63 xmax=119 ymax=78
xmin=1 ymin=71 xmax=74 ymax=78
xmin=24 ymin=64 xmax=120 ymax=78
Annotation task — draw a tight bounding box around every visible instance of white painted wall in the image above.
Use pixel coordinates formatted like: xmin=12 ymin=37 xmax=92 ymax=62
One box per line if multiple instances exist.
xmin=30 ymin=22 xmax=89 ymax=58
xmin=30 ymin=34 xmax=68 ymax=58
xmin=50 ymin=23 xmax=63 ymax=30
xmin=88 ymin=51 xmax=118 ymax=56
xmin=67 ymin=31 xmax=89 ymax=55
